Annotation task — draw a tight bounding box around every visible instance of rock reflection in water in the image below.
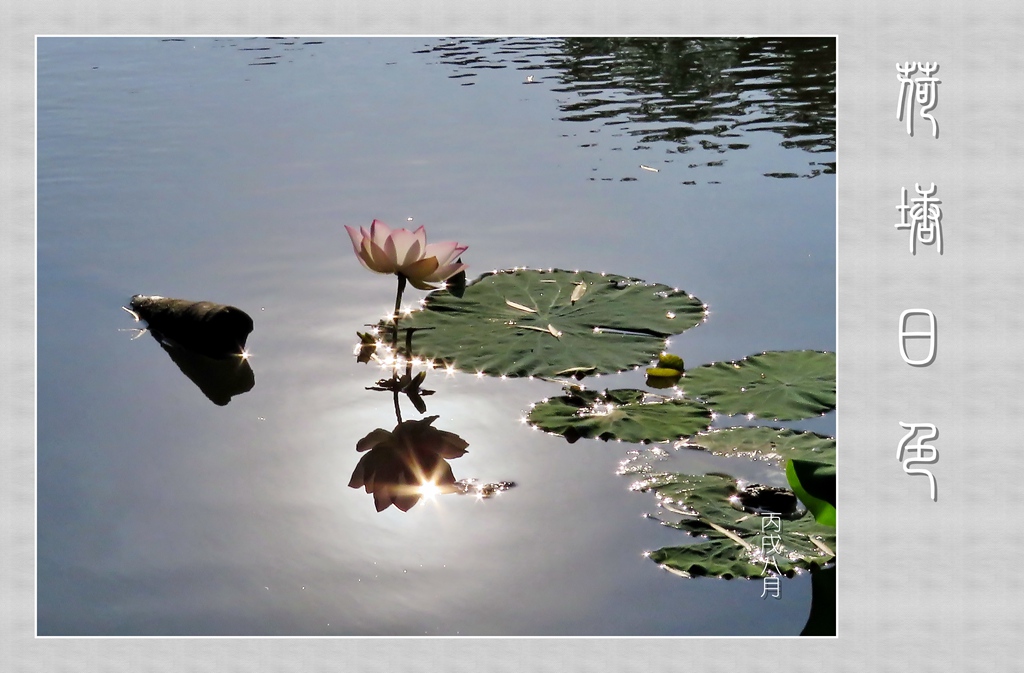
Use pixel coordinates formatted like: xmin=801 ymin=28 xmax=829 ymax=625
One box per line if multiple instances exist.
xmin=152 ymin=338 xmax=255 ymax=406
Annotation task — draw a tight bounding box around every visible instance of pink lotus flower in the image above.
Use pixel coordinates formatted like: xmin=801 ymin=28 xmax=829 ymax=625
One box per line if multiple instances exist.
xmin=345 ymin=220 xmax=468 ymax=291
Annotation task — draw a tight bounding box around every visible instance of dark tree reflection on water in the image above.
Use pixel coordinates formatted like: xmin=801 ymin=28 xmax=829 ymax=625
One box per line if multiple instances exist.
xmin=421 ymin=37 xmax=835 ymax=170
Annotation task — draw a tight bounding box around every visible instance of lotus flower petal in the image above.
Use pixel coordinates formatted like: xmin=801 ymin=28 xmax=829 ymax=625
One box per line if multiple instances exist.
xmin=423 ymin=260 xmax=469 ymax=285
xmin=345 ymin=226 xmax=372 ymax=269
xmin=388 ymin=227 xmax=423 ymax=268
xmin=369 ymin=219 xmax=392 ymax=251
xmin=408 ymin=278 xmax=440 ymax=291
xmin=411 ymin=226 xmax=428 ymax=252
xmin=422 ymin=240 xmax=463 ymax=267
xmin=367 ymin=239 xmax=398 ymax=274
xmin=404 ymin=257 xmax=442 ymax=290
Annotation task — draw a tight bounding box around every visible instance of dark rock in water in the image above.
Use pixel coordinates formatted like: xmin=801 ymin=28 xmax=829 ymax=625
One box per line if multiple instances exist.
xmin=129 ymin=295 xmax=253 ymax=359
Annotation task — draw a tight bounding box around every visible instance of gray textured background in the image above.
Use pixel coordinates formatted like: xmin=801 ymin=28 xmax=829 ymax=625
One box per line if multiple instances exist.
xmin=4 ymin=0 xmax=1020 ymax=670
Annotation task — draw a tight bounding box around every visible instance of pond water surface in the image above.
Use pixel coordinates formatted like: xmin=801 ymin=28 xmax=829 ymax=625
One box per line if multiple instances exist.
xmin=37 ymin=36 xmax=836 ymax=636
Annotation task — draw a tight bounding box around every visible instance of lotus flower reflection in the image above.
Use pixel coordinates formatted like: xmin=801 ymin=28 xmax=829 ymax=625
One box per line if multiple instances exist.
xmin=345 ymin=220 xmax=468 ymax=291
xmin=348 ymin=416 xmax=469 ymax=512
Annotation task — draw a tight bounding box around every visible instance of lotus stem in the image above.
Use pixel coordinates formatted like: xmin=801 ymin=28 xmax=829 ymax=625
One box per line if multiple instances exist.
xmin=392 ymin=273 xmax=407 ymax=349
xmin=392 ymin=274 xmax=408 ymax=423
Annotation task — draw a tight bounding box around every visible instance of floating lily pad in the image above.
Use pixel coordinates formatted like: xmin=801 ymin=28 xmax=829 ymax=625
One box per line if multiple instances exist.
xmin=678 ymin=427 xmax=836 ymax=466
xmin=527 ymin=388 xmax=712 ymax=444
xmin=636 ymin=472 xmax=836 ymax=578
xmin=393 ymin=269 xmax=706 ymax=378
xmin=680 ymin=350 xmax=836 ymax=420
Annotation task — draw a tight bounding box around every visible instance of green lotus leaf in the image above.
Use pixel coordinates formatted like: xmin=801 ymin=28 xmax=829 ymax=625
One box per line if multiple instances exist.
xmin=786 ymin=459 xmax=837 ymax=527
xmin=635 ymin=472 xmax=835 ymax=578
xmin=393 ymin=269 xmax=707 ymax=378
xmin=680 ymin=350 xmax=836 ymax=420
xmin=678 ymin=426 xmax=836 ymax=466
xmin=527 ymin=388 xmax=712 ymax=444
